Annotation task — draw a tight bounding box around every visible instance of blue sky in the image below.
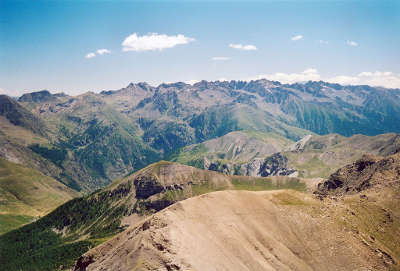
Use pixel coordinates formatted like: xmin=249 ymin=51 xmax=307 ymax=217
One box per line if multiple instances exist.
xmin=1 ymin=0 xmax=399 ymax=96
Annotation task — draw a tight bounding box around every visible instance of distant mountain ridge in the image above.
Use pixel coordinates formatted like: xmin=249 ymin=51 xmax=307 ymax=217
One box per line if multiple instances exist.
xmin=1 ymin=79 xmax=400 ymax=192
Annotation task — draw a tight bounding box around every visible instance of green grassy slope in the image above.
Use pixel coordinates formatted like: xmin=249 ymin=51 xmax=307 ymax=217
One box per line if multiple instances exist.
xmin=0 ymin=158 xmax=78 ymax=234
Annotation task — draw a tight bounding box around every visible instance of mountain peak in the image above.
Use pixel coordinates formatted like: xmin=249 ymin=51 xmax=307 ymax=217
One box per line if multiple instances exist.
xmin=18 ymin=90 xmax=55 ymax=103
xmin=157 ymin=82 xmax=189 ymax=90
xmin=127 ymin=82 xmax=152 ymax=89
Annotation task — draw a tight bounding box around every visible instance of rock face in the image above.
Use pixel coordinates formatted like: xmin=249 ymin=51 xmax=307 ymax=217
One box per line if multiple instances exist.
xmin=258 ymin=153 xmax=297 ymax=177
xmin=239 ymin=158 xmax=264 ymax=176
xmin=286 ymin=134 xmax=313 ymax=151
xmin=134 ymin=175 xmax=164 ymax=199
xmin=0 ymin=161 xmax=244 ymax=271
xmin=203 ymin=153 xmax=298 ymax=178
xmin=315 ymin=152 xmax=400 ymax=198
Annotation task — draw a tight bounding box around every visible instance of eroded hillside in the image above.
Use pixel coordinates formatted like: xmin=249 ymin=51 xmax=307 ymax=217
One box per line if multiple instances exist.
xmin=75 ymin=152 xmax=400 ymax=271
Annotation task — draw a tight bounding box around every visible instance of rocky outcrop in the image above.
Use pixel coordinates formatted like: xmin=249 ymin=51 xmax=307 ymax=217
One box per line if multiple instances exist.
xmin=315 ymin=152 xmax=400 ymax=198
xmin=134 ymin=175 xmax=164 ymax=199
xmin=286 ymin=134 xmax=313 ymax=151
xmin=204 ymin=153 xmax=298 ymax=178
xmin=258 ymin=153 xmax=297 ymax=177
xmin=127 ymin=161 xmax=233 ymax=214
xmin=74 ymin=255 xmax=94 ymax=271
xmin=203 ymin=157 xmax=235 ymax=175
xmin=239 ymin=158 xmax=264 ymax=176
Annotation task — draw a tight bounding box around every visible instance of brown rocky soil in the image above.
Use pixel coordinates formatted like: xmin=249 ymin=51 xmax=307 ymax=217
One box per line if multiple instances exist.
xmin=74 ymin=153 xmax=400 ymax=271
xmin=75 ymin=188 xmax=399 ymax=271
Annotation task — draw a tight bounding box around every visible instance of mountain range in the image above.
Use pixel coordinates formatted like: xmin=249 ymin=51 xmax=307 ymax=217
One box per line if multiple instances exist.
xmin=1 ymin=79 xmax=400 ymax=270
xmin=1 ymin=79 xmax=400 ymax=192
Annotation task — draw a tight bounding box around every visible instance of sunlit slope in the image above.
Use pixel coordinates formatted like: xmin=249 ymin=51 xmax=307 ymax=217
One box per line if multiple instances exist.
xmin=0 ymin=158 xmax=78 ymax=234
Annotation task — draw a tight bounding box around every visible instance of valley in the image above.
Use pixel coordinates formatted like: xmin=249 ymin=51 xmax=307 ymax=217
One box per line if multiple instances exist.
xmin=2 ymin=79 xmax=400 ymax=193
xmin=0 ymin=80 xmax=399 ymax=270
xmin=3 ymin=1 xmax=399 ymax=270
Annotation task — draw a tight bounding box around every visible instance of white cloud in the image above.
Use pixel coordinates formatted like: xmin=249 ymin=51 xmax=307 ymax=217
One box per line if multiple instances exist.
xmin=347 ymin=40 xmax=358 ymax=47
xmin=85 ymin=52 xmax=96 ymax=59
xmin=0 ymin=87 xmax=31 ymax=97
xmin=318 ymin=40 xmax=328 ymax=44
xmin=358 ymin=71 xmax=393 ymax=77
xmin=85 ymin=49 xmax=111 ymax=59
xmin=211 ymin=56 xmax=230 ymax=61
xmin=354 ymin=71 xmax=400 ymax=88
xmin=291 ymin=35 xmax=303 ymax=41
xmin=185 ymin=79 xmax=201 ymax=85
xmin=229 ymin=43 xmax=257 ymax=51
xmin=122 ymin=33 xmax=194 ymax=52
xmin=326 ymin=75 xmax=360 ymax=85
xmin=249 ymin=68 xmax=320 ymax=83
xmin=245 ymin=69 xmax=400 ymax=88
xmin=96 ymin=49 xmax=111 ymax=55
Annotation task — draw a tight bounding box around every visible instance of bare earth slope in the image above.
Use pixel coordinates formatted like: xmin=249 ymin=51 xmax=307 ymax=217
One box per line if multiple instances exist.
xmin=75 ymin=153 xmax=400 ymax=271
xmin=75 ymin=189 xmax=397 ymax=271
